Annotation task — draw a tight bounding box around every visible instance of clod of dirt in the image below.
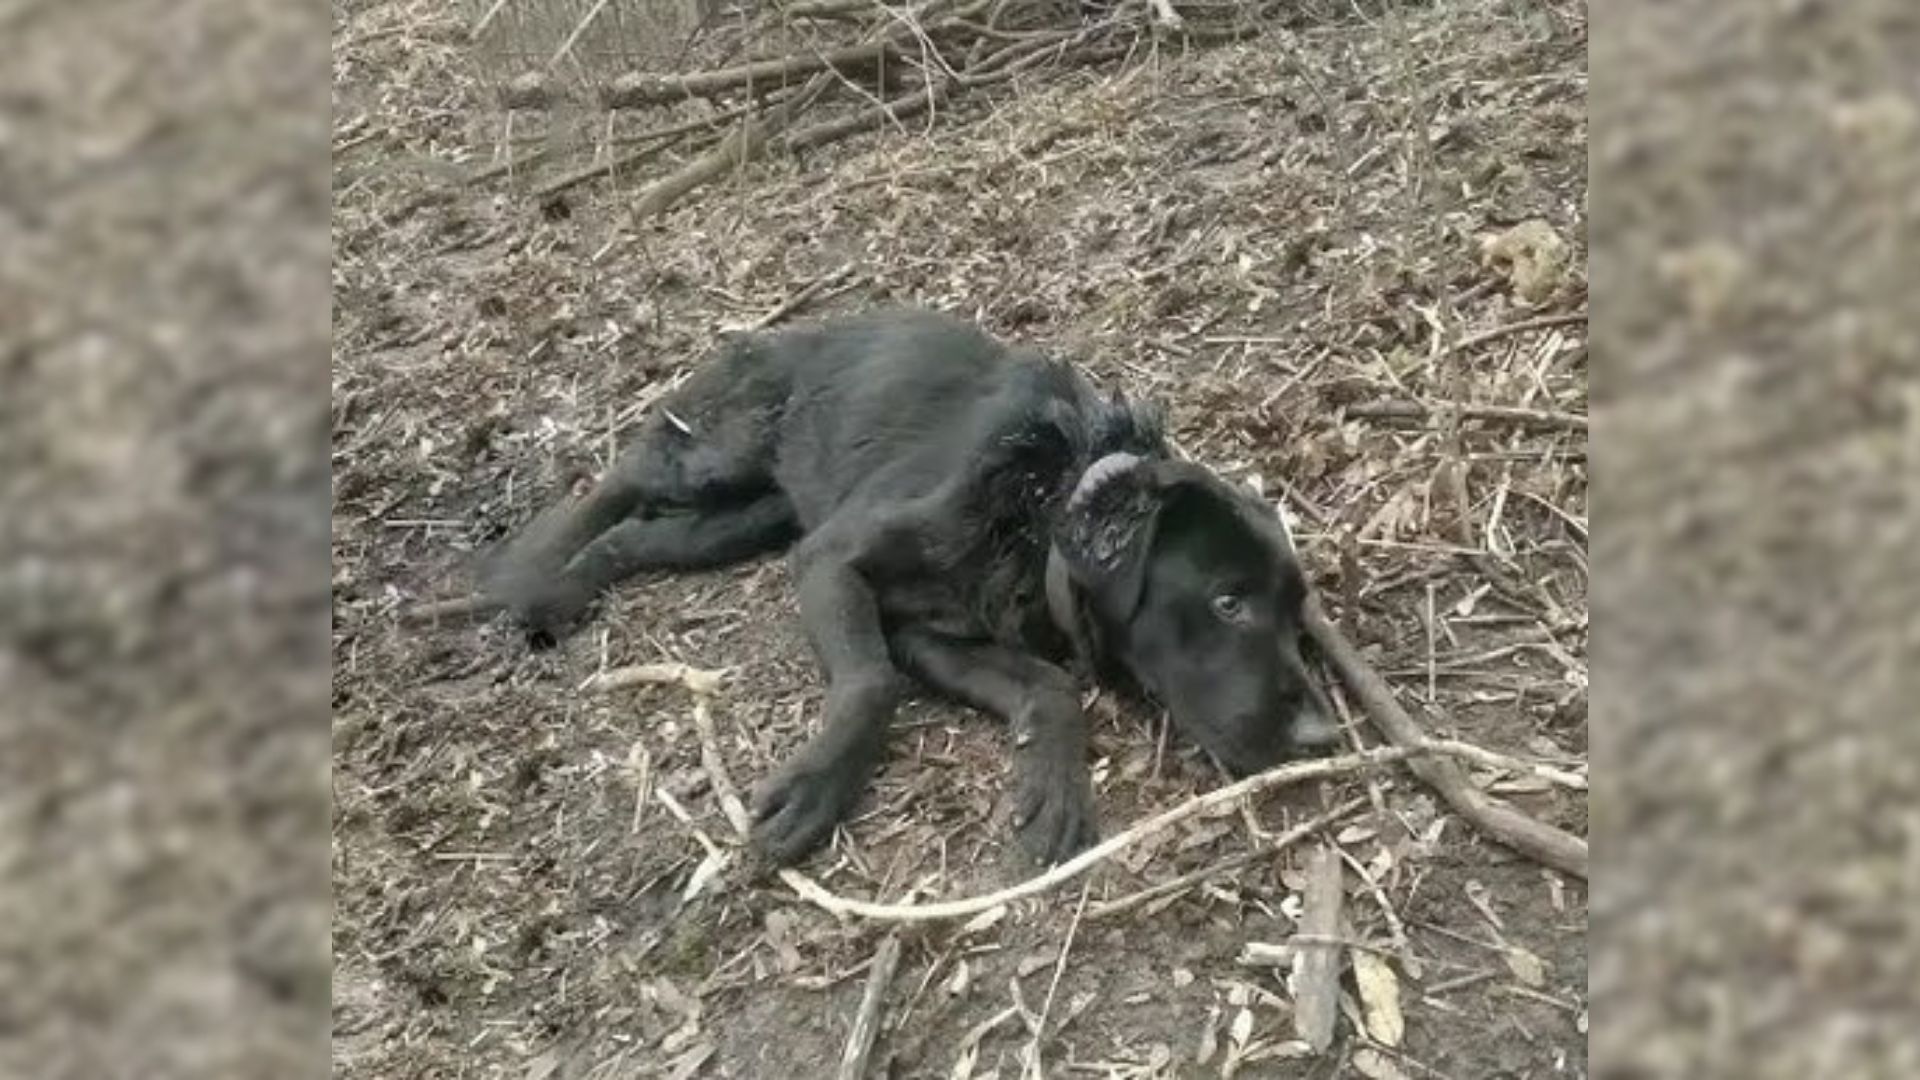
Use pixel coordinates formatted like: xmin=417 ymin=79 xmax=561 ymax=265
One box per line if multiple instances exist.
xmin=1480 ymin=219 xmax=1570 ymax=305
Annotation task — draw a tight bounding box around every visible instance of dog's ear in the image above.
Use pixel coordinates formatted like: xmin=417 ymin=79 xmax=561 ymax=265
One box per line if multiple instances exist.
xmin=1052 ymin=456 xmax=1190 ymax=625
xmin=1055 ymin=458 xmax=1281 ymax=626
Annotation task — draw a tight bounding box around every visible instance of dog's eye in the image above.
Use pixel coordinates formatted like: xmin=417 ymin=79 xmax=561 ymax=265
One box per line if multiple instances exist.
xmin=1210 ymin=593 xmax=1248 ymax=623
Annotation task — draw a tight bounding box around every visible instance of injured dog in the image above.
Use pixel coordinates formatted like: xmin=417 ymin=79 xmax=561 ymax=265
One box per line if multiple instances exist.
xmin=481 ymin=307 xmax=1339 ymax=866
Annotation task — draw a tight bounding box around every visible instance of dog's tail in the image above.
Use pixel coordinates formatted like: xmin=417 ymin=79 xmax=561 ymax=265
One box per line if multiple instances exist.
xmin=477 ymin=471 xmax=645 ymax=635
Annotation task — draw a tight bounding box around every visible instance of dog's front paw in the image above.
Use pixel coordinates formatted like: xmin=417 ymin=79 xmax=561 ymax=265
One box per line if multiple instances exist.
xmin=750 ymin=754 xmax=865 ymax=866
xmin=1012 ymin=756 xmax=1099 ymax=867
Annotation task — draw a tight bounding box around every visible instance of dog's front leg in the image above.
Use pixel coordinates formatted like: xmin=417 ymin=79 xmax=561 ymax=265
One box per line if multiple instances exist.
xmin=750 ymin=552 xmax=904 ymax=866
xmin=889 ymin=629 xmax=1098 ymax=866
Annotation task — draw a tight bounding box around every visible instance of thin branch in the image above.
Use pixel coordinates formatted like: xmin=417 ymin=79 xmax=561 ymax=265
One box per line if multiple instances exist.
xmin=1443 ymin=310 xmax=1586 ymax=358
xmin=734 ymin=264 xmax=862 ymax=332
xmin=528 ymin=99 xmax=769 ymax=199
xmin=1085 ymin=797 xmax=1364 ymax=920
xmin=600 ymin=41 xmax=896 ymax=108
xmin=776 ymin=746 xmax=1428 ymax=922
xmin=1345 ymin=399 xmax=1588 ymax=433
xmin=630 ymin=75 xmax=834 ymax=222
xmin=782 ymin=80 xmax=952 ymax=151
xmin=1303 ymin=596 xmax=1589 ymax=879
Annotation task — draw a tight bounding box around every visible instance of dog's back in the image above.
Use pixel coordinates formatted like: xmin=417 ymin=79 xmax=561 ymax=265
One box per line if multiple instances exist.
xmin=744 ymin=309 xmax=1110 ymax=529
xmin=482 ymin=307 xmax=1158 ymax=640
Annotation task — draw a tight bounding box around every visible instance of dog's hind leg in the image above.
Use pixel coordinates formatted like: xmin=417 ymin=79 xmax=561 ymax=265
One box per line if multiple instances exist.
xmin=482 ymin=342 xmax=790 ymax=636
xmin=556 ymin=492 xmax=799 ymax=604
xmin=889 ymin=629 xmax=1098 ymax=865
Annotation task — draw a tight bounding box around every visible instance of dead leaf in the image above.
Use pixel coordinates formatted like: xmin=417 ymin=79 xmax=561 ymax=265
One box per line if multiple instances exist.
xmin=1229 ymin=1006 xmax=1254 ymax=1050
xmin=1336 ymin=824 xmax=1378 ymax=846
xmin=1503 ymin=946 xmax=1548 ymax=987
xmin=763 ymin=910 xmax=803 ymax=973
xmin=1352 ymin=1047 xmax=1412 ymax=1080
xmin=1255 ymin=1040 xmax=1314 ymax=1061
xmin=1016 ymin=952 xmax=1053 ymax=979
xmin=1351 ymin=951 xmax=1404 ymax=1047
xmin=959 ymin=904 xmax=1008 ymax=936
xmin=1196 ymin=1004 xmax=1222 ymax=1065
xmin=681 ymin=850 xmax=728 ymax=903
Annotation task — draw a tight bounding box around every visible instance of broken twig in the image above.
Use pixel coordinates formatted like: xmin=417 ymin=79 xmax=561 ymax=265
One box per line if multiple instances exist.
xmin=1443 ymin=310 xmax=1586 ymax=358
xmin=582 ymin=662 xmax=727 ymax=696
xmin=837 ymin=934 xmax=903 ymax=1079
xmin=1291 ymin=843 xmax=1345 ymax=1051
xmin=398 ymin=594 xmax=500 ymax=625
xmin=1346 ymin=399 xmax=1588 ymax=432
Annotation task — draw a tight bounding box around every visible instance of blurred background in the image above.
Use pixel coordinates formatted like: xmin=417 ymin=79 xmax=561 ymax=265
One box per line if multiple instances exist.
xmin=0 ymin=0 xmax=331 ymax=1076
xmin=1592 ymin=0 xmax=1918 ymax=1075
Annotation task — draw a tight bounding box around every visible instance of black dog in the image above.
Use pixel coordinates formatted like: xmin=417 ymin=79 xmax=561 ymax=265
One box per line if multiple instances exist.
xmin=481 ymin=308 xmax=1338 ymax=866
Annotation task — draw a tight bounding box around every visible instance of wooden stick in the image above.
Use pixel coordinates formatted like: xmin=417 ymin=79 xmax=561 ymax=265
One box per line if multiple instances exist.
xmin=528 ymin=99 xmax=768 ymax=199
xmin=771 ymin=0 xmax=886 ymax=20
xmin=1085 ymin=798 xmax=1363 ymax=920
xmin=1344 ymin=399 xmax=1588 ymax=433
xmin=1443 ymin=310 xmax=1586 ymax=357
xmin=631 ymin=74 xmax=832 ymax=222
xmin=782 ymin=81 xmax=952 ymax=151
xmin=688 ymin=680 xmax=1426 ymax=923
xmin=398 ymin=594 xmax=499 ymax=625
xmin=1024 ymin=882 xmax=1091 ymax=1073
xmin=582 ymin=662 xmax=727 ymax=696
xmin=1303 ymin=596 xmax=1589 ymax=879
xmin=600 ymin=41 xmax=895 ymax=108
xmin=837 ymin=934 xmax=903 ymax=1079
xmin=741 ymin=264 xmax=860 ymax=332
xmin=777 ymin=746 xmax=1426 ymax=922
xmin=1428 ymin=737 xmax=1586 ymax=791
xmin=1291 ymin=843 xmax=1344 ymax=1051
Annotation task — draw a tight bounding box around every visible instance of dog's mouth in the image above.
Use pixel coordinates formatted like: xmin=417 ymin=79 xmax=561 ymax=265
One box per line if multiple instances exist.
xmin=1180 ymin=711 xmax=1339 ymax=777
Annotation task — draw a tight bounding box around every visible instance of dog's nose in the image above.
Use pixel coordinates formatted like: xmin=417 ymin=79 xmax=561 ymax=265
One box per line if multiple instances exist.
xmin=1291 ymin=705 xmax=1342 ymax=756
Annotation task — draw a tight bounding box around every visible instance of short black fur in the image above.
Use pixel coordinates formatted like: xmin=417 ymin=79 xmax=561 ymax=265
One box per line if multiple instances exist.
xmin=481 ymin=308 xmax=1337 ymax=867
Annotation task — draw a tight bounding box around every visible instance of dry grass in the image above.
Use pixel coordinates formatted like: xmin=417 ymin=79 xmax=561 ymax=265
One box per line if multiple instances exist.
xmin=332 ymin=0 xmax=1587 ymax=1074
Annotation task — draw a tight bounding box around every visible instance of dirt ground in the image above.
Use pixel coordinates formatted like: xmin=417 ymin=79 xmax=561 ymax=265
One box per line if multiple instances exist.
xmin=331 ymin=1 xmax=1589 ymax=1076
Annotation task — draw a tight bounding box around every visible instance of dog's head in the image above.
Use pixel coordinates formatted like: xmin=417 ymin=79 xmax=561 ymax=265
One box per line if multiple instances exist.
xmin=1048 ymin=454 xmax=1339 ymax=774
